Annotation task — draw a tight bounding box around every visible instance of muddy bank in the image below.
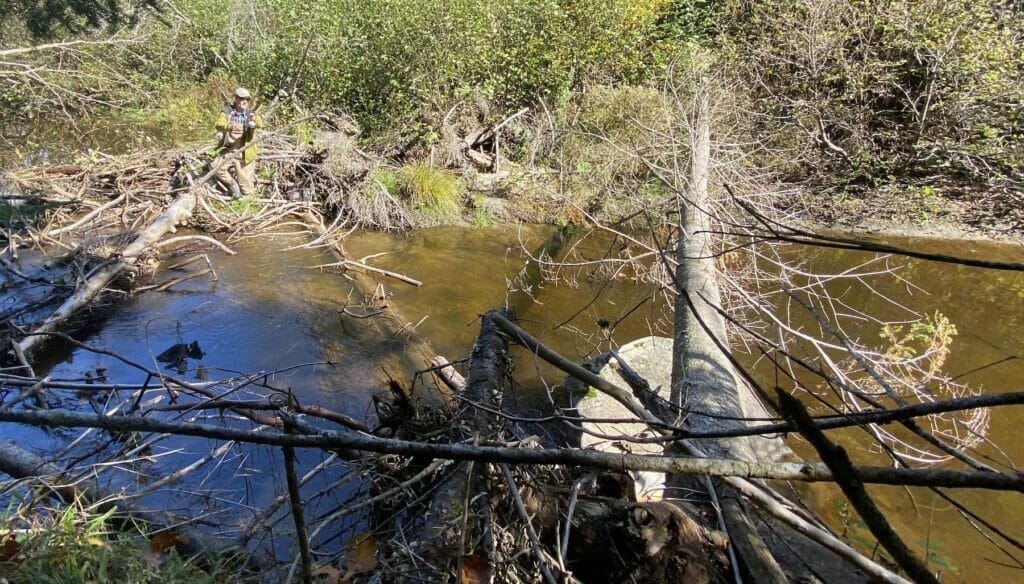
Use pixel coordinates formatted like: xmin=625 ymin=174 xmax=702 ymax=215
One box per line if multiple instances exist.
xmin=782 ymin=186 xmax=1024 ymax=247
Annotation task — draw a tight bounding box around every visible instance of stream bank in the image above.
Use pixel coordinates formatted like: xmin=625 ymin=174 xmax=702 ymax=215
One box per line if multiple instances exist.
xmin=2 ymin=126 xmax=1022 ymax=581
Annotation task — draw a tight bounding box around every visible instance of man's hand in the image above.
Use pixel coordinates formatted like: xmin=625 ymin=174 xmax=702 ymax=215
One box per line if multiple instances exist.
xmin=228 ymin=122 xmax=242 ymax=133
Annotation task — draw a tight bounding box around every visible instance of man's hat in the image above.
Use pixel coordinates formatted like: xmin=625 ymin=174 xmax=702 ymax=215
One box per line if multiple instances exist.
xmin=234 ymin=87 xmax=251 ymax=99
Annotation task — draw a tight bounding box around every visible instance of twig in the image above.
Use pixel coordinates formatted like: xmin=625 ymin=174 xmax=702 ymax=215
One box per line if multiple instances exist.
xmin=499 ymin=463 xmax=558 ymax=584
xmin=47 ymin=194 xmax=127 ymax=238
xmin=312 ymin=259 xmax=422 ymax=287
xmin=147 ymin=268 xmax=214 ymax=292
xmin=155 ymin=235 xmax=237 ymax=255
xmin=558 ymin=477 xmax=583 ymax=568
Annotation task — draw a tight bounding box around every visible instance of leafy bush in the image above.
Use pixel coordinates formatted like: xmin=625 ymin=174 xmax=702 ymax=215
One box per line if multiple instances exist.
xmin=106 ymin=1 xmax=683 ymax=132
xmin=716 ymin=0 xmax=1023 ymax=188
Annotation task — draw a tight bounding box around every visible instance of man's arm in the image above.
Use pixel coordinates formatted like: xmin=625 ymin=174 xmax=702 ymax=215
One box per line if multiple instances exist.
xmin=215 ymin=110 xmax=229 ymax=132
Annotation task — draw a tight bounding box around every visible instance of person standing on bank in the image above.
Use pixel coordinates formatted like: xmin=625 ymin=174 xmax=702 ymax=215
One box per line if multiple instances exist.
xmin=213 ymin=87 xmax=263 ymax=198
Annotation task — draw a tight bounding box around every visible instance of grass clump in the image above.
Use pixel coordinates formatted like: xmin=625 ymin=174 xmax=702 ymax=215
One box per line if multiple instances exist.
xmin=396 ymin=163 xmax=464 ymax=219
xmin=1 ymin=502 xmax=249 ymax=583
xmin=208 ymin=194 xmax=262 ymax=218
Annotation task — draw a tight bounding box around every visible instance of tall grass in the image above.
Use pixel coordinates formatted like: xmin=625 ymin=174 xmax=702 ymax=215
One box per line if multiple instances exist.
xmin=396 ymin=163 xmax=463 ymax=219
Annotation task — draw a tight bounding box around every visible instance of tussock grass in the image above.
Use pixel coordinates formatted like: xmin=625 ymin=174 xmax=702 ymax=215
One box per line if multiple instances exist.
xmin=396 ymin=163 xmax=464 ymax=220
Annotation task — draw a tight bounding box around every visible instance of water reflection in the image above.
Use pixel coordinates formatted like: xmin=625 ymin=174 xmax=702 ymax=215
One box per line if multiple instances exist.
xmin=2 ymin=224 xmax=1020 ymax=579
xmin=348 ymin=227 xmax=1024 ymax=583
xmin=781 ymin=239 xmax=1024 ymax=582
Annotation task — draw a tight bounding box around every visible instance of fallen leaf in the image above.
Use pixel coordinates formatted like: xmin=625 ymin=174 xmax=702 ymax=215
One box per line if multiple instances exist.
xmin=459 ymin=554 xmax=492 ymax=584
xmin=311 ymin=563 xmax=342 ymax=583
xmin=0 ymin=535 xmax=21 ymax=561
xmin=149 ymin=531 xmax=189 ymax=553
xmin=342 ymin=532 xmax=376 ymax=581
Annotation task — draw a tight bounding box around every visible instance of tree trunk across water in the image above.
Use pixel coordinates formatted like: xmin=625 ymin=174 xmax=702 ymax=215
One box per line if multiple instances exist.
xmin=17 ymin=190 xmax=197 ymax=359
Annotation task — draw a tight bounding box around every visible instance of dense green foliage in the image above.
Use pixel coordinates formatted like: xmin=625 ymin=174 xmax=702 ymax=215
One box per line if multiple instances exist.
xmin=1 ymin=0 xmax=1020 ymax=196
xmin=115 ymin=0 xmax=680 ymax=130
xmin=716 ymin=0 xmax=1023 ymax=189
xmin=0 ymin=0 xmax=159 ymax=44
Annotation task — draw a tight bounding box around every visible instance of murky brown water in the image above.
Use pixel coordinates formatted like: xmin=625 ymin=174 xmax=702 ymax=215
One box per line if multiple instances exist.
xmin=772 ymin=237 xmax=1024 ymax=582
xmin=344 ymin=227 xmax=1024 ymax=582
xmin=4 ymin=224 xmax=1022 ymax=580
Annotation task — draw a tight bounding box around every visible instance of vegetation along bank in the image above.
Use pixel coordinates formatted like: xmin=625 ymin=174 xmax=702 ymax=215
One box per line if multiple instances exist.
xmin=1 ymin=1 xmax=1021 ymax=582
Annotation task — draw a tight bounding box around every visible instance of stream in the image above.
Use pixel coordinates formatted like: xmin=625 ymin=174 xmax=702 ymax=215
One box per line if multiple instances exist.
xmin=2 ymin=223 xmax=1022 ymax=581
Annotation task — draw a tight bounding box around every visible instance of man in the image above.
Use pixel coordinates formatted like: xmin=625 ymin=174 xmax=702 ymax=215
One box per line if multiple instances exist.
xmin=212 ymin=87 xmax=263 ymax=197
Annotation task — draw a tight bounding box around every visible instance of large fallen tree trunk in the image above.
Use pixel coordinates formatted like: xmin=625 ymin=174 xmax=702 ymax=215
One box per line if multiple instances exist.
xmin=670 ymin=96 xmax=785 ymax=462
xmin=16 ymin=190 xmax=197 ymax=359
xmin=411 ymin=310 xmax=510 ymax=573
xmin=668 ymin=92 xmax=909 ymax=582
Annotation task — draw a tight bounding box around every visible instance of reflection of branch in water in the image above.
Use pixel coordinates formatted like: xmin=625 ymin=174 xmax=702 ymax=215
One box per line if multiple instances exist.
xmin=9 ymin=331 xmax=367 ymax=432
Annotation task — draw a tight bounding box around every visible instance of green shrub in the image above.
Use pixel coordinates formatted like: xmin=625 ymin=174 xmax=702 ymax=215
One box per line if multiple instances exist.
xmin=0 ymin=502 xmax=249 ymax=583
xmin=67 ymin=1 xmax=688 ymax=131
xmin=716 ymin=0 xmax=1023 ymax=187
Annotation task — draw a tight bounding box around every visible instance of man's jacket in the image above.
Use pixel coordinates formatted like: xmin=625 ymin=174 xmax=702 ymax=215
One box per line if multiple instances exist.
xmin=215 ymin=105 xmax=264 ymax=164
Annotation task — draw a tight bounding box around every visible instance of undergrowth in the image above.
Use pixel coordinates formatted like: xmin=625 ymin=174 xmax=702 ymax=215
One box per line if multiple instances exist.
xmin=0 ymin=499 xmax=250 ymax=583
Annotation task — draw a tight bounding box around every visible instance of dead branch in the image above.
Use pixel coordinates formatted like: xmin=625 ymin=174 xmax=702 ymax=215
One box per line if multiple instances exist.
xmin=489 ymin=310 xmax=912 ymax=582
xmin=313 ymin=258 xmax=421 ymax=287
xmin=778 ymin=390 xmax=940 ymax=584
xmin=283 ymin=441 xmax=313 ymax=584
xmin=155 ymin=235 xmax=237 ymax=255
xmin=16 ymin=189 xmax=198 ymax=358
xmin=0 ymin=408 xmax=1018 ymax=491
xmin=430 ymin=355 xmax=466 ymax=392
xmin=499 ymin=463 xmax=559 ymax=584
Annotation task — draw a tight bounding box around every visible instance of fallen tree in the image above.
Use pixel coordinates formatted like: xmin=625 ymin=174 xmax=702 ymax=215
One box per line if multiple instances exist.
xmin=1 ymin=79 xmax=1019 ymax=582
xmin=15 ymin=188 xmax=198 ymax=358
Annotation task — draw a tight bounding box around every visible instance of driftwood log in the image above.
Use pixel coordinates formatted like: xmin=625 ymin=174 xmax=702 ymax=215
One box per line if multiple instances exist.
xmin=16 ymin=190 xmax=197 ymax=359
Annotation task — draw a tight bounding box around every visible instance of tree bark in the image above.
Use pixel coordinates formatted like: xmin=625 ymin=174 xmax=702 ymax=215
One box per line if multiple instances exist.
xmin=415 ymin=310 xmax=511 ymax=569
xmin=669 ymin=94 xmax=785 ymax=462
